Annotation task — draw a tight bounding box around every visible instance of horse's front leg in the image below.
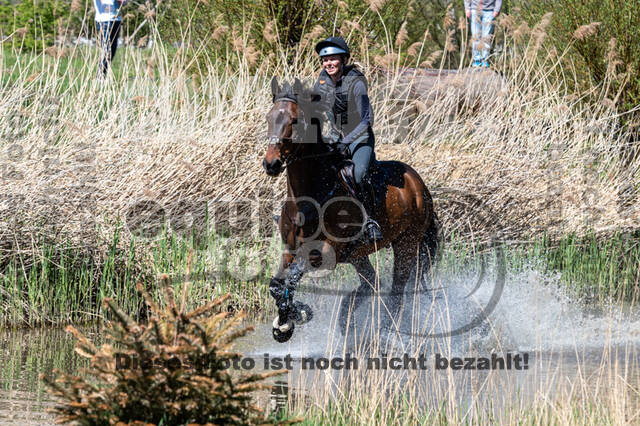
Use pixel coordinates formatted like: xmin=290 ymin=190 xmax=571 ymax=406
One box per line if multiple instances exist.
xmin=269 ymin=253 xmax=312 ymax=342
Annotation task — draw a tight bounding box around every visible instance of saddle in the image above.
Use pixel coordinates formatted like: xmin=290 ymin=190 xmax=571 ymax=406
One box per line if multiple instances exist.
xmin=337 ymin=155 xmax=386 ymax=210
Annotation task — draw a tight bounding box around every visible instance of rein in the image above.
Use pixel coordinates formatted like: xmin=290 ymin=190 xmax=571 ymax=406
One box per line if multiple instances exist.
xmin=283 ymin=149 xmax=335 ymax=168
xmin=268 ymin=96 xmax=345 ymax=234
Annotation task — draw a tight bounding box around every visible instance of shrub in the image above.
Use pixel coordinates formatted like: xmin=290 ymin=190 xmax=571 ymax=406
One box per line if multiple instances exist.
xmin=41 ymin=271 xmax=293 ymax=425
xmin=0 ymin=0 xmax=65 ymax=50
xmin=157 ymin=0 xmax=459 ymax=70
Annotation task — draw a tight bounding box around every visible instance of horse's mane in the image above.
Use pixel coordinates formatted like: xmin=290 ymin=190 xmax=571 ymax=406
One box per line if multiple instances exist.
xmin=273 ymin=78 xmax=319 ymax=107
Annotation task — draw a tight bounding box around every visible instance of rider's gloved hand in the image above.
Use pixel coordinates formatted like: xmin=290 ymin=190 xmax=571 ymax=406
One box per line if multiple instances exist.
xmin=334 ymin=142 xmax=350 ymax=158
xmin=320 ymin=110 xmax=342 ymax=145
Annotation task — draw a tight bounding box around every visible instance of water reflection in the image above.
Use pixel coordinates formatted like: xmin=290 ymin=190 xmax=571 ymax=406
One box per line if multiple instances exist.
xmin=0 ymin=327 xmax=99 ymax=425
xmin=270 ymin=380 xmax=288 ymax=414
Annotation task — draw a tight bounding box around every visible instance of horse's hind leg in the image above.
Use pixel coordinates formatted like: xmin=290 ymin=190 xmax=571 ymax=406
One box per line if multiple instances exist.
xmin=386 ymin=230 xmax=420 ymax=331
xmin=339 ymin=255 xmax=377 ymax=336
xmin=418 ymin=212 xmax=441 ymax=288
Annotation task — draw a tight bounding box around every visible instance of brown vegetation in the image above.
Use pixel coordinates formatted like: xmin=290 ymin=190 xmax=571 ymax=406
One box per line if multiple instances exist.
xmin=41 ymin=271 xmax=291 ymax=425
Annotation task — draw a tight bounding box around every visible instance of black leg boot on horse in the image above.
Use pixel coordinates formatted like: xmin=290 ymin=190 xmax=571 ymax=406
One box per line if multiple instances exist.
xmin=270 ymin=260 xmax=314 ymax=343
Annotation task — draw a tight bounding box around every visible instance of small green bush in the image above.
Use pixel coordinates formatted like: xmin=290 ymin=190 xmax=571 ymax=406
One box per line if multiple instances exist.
xmin=41 ymin=272 xmax=295 ymax=425
xmin=0 ymin=0 xmax=67 ymax=50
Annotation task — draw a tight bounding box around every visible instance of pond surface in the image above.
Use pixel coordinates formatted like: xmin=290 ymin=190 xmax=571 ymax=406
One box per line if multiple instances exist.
xmin=234 ymin=261 xmax=640 ymax=417
xmin=0 ymin=328 xmax=94 ymax=425
xmin=2 ymin=261 xmax=640 ymax=423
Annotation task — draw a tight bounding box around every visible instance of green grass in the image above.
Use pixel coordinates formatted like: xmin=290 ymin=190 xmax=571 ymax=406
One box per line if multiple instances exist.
xmin=0 ymin=220 xmax=279 ymax=328
xmin=439 ymin=229 xmax=640 ymax=302
xmin=0 ymin=223 xmax=638 ymax=328
xmin=0 ymin=44 xmax=165 ymax=88
xmin=504 ymin=231 xmax=640 ymax=301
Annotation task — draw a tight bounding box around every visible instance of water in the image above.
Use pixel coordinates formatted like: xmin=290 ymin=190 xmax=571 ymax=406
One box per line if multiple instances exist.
xmin=235 ymin=255 xmax=640 ymax=416
xmin=2 ymin=255 xmax=640 ymax=422
xmin=0 ymin=328 xmax=95 ymax=425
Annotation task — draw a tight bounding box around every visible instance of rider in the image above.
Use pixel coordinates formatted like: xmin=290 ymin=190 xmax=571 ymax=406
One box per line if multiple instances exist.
xmin=313 ymin=36 xmax=383 ymax=243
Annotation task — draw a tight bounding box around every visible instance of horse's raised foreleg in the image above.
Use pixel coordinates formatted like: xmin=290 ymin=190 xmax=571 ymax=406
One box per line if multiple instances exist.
xmin=339 ymin=255 xmax=377 ymax=336
xmin=270 ymin=253 xmax=312 ymax=342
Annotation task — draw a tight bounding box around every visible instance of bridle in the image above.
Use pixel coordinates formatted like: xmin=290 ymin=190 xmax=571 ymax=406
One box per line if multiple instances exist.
xmin=265 ymin=92 xmax=344 ymax=230
xmin=266 ymin=97 xmax=335 ymax=169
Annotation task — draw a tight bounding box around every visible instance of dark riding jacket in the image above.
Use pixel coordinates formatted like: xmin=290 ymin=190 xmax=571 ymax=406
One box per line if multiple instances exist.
xmin=313 ymin=65 xmax=374 ymax=146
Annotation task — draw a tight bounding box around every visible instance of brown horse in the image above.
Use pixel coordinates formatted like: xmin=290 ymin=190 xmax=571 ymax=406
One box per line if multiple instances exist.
xmin=263 ymin=77 xmax=440 ymax=342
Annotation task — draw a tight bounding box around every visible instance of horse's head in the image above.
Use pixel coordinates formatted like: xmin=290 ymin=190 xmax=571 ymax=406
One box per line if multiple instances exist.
xmin=263 ymin=77 xmax=319 ymax=176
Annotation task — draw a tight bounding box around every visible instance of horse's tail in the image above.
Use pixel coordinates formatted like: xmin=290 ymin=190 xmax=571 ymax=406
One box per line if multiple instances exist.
xmin=419 ymin=189 xmax=442 ymax=278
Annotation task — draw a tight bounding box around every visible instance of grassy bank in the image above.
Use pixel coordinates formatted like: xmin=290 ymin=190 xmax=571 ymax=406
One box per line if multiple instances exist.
xmin=509 ymin=232 xmax=640 ymax=301
xmin=0 ymin=222 xmax=638 ymax=327
xmin=0 ymin=223 xmax=279 ymax=326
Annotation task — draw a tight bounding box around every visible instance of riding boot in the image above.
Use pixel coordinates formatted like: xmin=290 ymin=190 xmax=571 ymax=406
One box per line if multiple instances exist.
xmin=358 ymin=179 xmax=383 ymax=243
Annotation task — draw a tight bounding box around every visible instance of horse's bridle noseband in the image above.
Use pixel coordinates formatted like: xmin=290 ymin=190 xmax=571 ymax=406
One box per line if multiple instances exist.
xmin=265 ymin=97 xmax=308 ymax=169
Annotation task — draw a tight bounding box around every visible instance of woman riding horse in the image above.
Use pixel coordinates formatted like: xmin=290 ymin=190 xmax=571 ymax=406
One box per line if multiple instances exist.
xmin=313 ymin=36 xmax=383 ymax=243
xmin=263 ymin=41 xmax=440 ymax=343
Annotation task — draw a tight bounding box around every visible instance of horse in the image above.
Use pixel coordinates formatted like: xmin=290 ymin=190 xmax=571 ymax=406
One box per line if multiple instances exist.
xmin=262 ymin=77 xmax=440 ymax=343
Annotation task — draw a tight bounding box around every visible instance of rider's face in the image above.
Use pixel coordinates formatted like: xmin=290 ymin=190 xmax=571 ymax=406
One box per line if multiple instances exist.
xmin=322 ymin=55 xmax=343 ymax=77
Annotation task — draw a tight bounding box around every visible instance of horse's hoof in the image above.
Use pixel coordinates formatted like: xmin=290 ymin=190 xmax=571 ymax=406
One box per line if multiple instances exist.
xmin=293 ymin=302 xmax=313 ymax=325
xmin=272 ymin=316 xmax=295 ymax=342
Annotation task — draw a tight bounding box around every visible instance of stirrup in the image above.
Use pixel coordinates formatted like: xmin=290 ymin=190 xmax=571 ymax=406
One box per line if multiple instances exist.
xmin=363 ymin=217 xmax=383 ymax=242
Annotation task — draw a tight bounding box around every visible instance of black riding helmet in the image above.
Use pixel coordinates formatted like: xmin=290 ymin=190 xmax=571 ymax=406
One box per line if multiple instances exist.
xmin=315 ymin=36 xmax=350 ymax=58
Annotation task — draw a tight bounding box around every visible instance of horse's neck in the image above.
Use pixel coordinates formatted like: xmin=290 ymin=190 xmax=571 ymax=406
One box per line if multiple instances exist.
xmin=286 ymin=158 xmax=337 ymax=200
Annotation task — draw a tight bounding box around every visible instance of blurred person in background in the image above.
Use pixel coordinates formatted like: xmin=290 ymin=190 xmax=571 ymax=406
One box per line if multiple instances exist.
xmin=94 ymin=0 xmax=127 ymax=77
xmin=465 ymin=0 xmax=502 ymax=67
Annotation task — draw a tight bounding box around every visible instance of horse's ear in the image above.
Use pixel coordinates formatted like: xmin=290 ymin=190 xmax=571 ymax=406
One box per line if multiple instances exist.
xmin=270 ymin=76 xmax=279 ymax=101
xmin=281 ymin=81 xmax=292 ymax=95
xmin=293 ymin=78 xmax=303 ymax=97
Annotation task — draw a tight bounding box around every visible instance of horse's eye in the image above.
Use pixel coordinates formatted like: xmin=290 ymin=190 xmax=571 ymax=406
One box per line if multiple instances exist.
xmin=292 ymin=119 xmax=298 ymax=125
